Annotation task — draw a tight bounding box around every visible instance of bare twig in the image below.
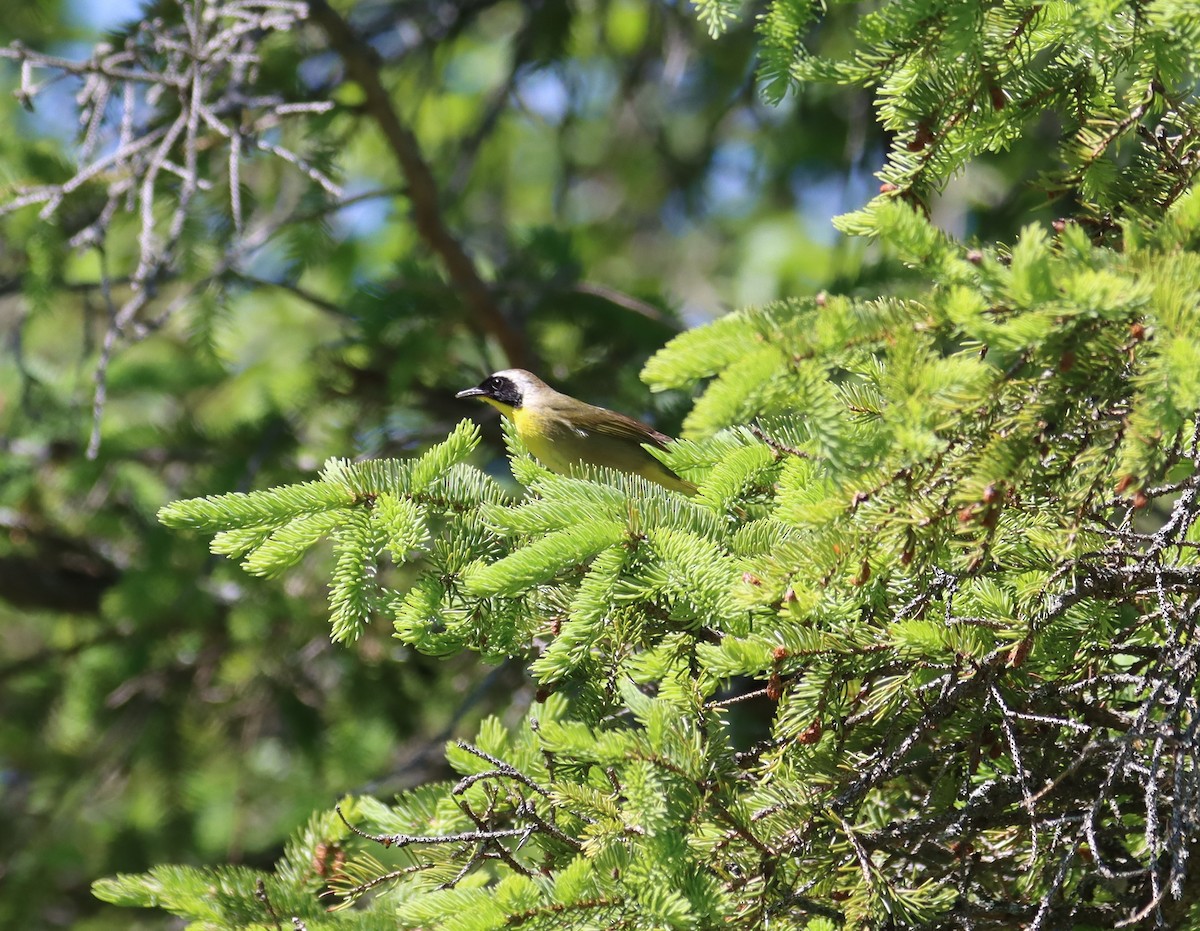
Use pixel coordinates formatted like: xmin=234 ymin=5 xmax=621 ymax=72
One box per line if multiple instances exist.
xmin=572 ymin=281 xmax=673 ymax=325
xmin=749 ymin=423 xmax=812 ymax=459
xmin=335 ymin=804 xmax=530 ymax=849
xmin=2 ymin=3 xmax=344 ymax=457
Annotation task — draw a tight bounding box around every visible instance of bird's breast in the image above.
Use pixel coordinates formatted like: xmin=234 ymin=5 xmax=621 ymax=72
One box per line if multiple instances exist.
xmin=511 ymin=407 xmax=587 ymax=474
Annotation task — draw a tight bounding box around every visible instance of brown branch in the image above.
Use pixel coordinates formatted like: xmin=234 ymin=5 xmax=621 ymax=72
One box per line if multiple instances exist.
xmin=571 ymin=281 xmax=674 ymax=326
xmin=0 ymin=513 xmax=121 ymax=617
xmin=305 ymin=0 xmax=526 ymax=367
xmin=506 ymin=897 xmax=624 ymax=928
xmin=749 ymin=423 xmax=812 ymax=460
xmin=228 ymin=272 xmax=347 ymax=316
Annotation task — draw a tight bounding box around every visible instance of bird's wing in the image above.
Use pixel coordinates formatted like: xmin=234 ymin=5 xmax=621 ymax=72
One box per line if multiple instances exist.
xmin=583 ymin=407 xmax=674 ymax=449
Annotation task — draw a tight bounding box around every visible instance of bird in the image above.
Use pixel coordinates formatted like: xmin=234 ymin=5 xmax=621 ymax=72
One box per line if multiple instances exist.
xmin=456 ymin=369 xmax=696 ymax=495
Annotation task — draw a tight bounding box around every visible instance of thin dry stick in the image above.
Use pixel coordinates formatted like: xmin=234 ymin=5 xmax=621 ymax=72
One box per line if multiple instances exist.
xmin=2 ymin=2 xmax=345 ymax=458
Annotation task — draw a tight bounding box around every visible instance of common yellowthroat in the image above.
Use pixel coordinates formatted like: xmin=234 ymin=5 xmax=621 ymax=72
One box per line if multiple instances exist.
xmin=456 ymin=369 xmax=696 ymax=495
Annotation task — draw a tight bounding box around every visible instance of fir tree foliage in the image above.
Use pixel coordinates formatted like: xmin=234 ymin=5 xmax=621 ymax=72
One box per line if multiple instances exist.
xmin=757 ymin=0 xmax=1200 ymax=222
xmin=127 ymin=189 xmax=1200 ymax=928
xmin=158 ymin=420 xmax=506 ymax=645
xmin=99 ymin=1 xmax=1200 ymax=928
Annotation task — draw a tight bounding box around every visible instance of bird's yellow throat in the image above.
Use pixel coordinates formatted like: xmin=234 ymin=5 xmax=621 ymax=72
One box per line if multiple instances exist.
xmin=477 ymin=396 xmax=552 ymax=444
xmin=481 ymin=397 xmax=517 ymax=418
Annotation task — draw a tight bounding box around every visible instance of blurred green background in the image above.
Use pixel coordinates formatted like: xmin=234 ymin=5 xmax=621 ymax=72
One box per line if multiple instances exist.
xmin=0 ymin=1 xmax=1050 ymax=927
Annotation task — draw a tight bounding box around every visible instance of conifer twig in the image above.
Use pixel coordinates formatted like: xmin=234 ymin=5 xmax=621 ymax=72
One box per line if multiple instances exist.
xmin=334 ymin=805 xmax=530 ymax=849
xmin=452 ymin=797 xmax=538 ymax=878
xmin=452 ymin=740 xmax=555 ymax=799
xmin=749 ymin=424 xmax=812 ymax=459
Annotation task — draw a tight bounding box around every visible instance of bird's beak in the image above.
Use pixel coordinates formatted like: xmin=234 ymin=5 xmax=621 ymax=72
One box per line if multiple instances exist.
xmin=455 ymin=386 xmax=488 ymax=399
